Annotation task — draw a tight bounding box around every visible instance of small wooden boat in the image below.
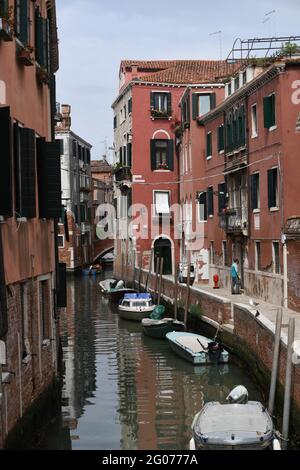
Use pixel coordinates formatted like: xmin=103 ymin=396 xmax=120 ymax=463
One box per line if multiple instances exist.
xmin=190 ymin=386 xmax=280 ymax=450
xmin=142 ymin=316 xmax=185 ymax=339
xmin=99 ymin=279 xmax=136 ymax=302
xmin=118 ymin=293 xmax=155 ymax=321
xmin=166 ymin=331 xmax=229 ymax=365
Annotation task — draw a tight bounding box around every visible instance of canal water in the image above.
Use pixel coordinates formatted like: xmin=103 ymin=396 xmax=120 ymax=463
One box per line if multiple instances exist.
xmin=13 ymin=273 xmax=263 ymax=450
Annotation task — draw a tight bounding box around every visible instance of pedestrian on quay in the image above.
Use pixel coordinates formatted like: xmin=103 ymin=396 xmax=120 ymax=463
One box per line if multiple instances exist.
xmin=231 ymin=258 xmax=240 ymax=294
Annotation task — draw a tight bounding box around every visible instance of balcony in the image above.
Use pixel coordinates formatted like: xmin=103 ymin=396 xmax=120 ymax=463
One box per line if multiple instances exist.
xmin=113 ymin=165 xmax=132 ymax=183
xmin=0 ymin=18 xmax=13 ymax=41
xmin=219 ymin=207 xmax=248 ymax=235
xmin=225 ymin=147 xmax=247 ymax=172
xmin=150 ymin=109 xmax=171 ymax=120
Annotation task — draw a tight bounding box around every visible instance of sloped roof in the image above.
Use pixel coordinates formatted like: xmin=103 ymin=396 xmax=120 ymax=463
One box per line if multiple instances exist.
xmin=91 ymin=159 xmax=112 ymax=173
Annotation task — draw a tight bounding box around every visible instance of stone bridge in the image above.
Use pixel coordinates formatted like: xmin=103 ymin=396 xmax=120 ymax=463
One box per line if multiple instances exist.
xmin=92 ymin=237 xmax=114 ymax=262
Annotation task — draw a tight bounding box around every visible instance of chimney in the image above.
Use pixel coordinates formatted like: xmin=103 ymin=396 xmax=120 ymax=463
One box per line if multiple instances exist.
xmin=61 ymin=104 xmax=71 ymax=130
xmin=131 ymin=64 xmax=138 ymax=79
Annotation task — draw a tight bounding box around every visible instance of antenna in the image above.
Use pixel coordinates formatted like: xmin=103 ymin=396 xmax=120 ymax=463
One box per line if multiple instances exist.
xmin=209 ymin=30 xmax=223 ymax=60
xmin=262 ymin=9 xmax=277 ymax=36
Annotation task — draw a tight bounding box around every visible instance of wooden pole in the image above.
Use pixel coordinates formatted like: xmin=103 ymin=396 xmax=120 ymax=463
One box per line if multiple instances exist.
xmin=184 ymin=251 xmax=191 ymax=327
xmin=268 ymin=308 xmax=283 ymax=416
xmin=154 ymin=257 xmax=160 ymax=303
xmin=145 ymin=249 xmax=153 ymax=293
xmin=174 ymin=263 xmax=179 ymax=320
xmin=132 ymin=249 xmax=136 ymax=289
xmin=157 ymin=257 xmax=164 ymax=305
xmin=138 ymin=251 xmax=143 ymax=293
xmin=282 ymin=317 xmax=295 ymax=449
xmin=124 ymin=238 xmax=128 ymax=287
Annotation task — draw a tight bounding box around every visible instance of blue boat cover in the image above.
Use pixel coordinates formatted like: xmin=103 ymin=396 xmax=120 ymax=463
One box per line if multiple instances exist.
xmin=124 ymin=293 xmax=151 ymax=300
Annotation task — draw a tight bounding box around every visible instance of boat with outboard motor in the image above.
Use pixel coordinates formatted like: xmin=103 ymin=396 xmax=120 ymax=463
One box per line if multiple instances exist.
xmin=166 ymin=331 xmax=229 ymax=365
xmin=118 ymin=293 xmax=155 ymax=321
xmin=142 ymin=305 xmax=185 ymax=339
xmin=99 ymin=279 xmax=136 ymax=302
xmin=189 ymin=386 xmax=281 ymax=450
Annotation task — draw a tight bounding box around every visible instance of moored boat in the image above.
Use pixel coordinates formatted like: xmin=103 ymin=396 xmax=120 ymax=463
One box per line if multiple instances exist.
xmin=99 ymin=279 xmax=136 ymax=302
xmin=142 ymin=317 xmax=185 ymax=339
xmin=118 ymin=293 xmax=155 ymax=321
xmin=189 ymin=386 xmax=280 ymax=450
xmin=166 ymin=331 xmax=229 ymax=365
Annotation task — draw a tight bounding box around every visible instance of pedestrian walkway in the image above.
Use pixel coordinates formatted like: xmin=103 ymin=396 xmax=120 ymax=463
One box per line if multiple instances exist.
xmin=193 ymin=281 xmax=300 ymax=343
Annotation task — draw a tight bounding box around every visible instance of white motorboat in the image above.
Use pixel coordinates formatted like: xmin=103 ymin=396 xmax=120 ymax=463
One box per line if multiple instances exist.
xmin=118 ymin=293 xmax=155 ymax=321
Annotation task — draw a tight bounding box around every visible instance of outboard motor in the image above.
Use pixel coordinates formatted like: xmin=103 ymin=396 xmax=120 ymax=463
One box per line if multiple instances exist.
xmin=207 ymin=341 xmax=224 ymax=362
xmin=226 ymin=385 xmax=249 ymax=404
xmin=116 ymin=280 xmax=124 ymax=289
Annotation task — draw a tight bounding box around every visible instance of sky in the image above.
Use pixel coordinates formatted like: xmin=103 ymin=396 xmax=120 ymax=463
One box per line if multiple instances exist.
xmin=56 ymin=0 xmax=300 ymax=161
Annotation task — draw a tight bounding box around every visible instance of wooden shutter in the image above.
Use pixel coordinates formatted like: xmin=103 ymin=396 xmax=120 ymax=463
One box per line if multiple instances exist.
xmin=56 ymin=263 xmax=67 ymax=308
xmin=19 ymin=0 xmax=29 ymax=45
xmin=150 ymin=92 xmax=155 ymax=109
xmin=37 ymin=138 xmax=62 ymax=219
xmin=167 ymin=93 xmax=172 ymax=116
xmin=251 ymin=174 xmax=258 ymax=209
xmin=268 ymin=169 xmax=274 ymax=208
xmin=15 ymin=127 xmax=36 ymax=219
xmin=0 ymin=0 xmax=8 ymax=17
xmin=127 ymin=142 xmax=132 ymax=168
xmin=119 ymin=146 xmax=123 ymax=165
xmin=113 ymin=115 xmax=117 ymax=129
xmin=207 ymin=187 xmax=214 ymax=216
xmin=128 ymin=98 xmax=132 ymax=114
xmin=167 ymin=140 xmax=174 ymax=171
xmin=192 ymin=94 xmax=199 ymax=120
xmin=210 ymin=93 xmax=216 ymax=110
xmin=0 ymin=107 xmax=13 ymax=217
xmin=264 ymin=96 xmax=272 ymax=129
xmin=206 ymin=133 xmax=212 ymax=157
xmin=218 ymin=125 xmax=224 ymax=152
xmin=150 ymin=139 xmax=156 ymax=170
xmin=0 ymin=226 xmax=8 ymax=337
xmin=218 ymin=183 xmax=226 ymax=213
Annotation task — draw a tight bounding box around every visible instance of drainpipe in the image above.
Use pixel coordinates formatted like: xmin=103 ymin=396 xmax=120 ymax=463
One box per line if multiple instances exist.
xmin=283 ymin=237 xmax=288 ymax=309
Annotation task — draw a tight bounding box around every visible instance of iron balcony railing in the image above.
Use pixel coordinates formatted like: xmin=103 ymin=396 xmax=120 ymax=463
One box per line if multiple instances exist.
xmin=114 ymin=166 xmax=132 ymax=183
xmin=219 ymin=207 xmax=248 ymax=233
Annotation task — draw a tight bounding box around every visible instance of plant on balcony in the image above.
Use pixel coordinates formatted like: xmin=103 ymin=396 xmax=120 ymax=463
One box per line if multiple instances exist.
xmin=17 ymin=44 xmax=34 ymax=66
xmin=151 ymin=108 xmax=170 ymax=119
xmin=0 ymin=5 xmax=14 ymax=41
xmin=157 ymin=162 xmax=169 ymax=170
xmin=36 ymin=65 xmax=50 ymax=84
xmin=112 ymin=162 xmax=123 ymax=174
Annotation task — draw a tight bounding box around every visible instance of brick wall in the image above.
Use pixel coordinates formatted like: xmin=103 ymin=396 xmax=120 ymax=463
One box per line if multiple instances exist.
xmin=0 ymin=276 xmax=58 ymax=447
xmin=288 ymin=240 xmax=300 ymax=312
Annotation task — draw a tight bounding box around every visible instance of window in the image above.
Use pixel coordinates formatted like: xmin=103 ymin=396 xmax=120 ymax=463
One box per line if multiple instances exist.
xmin=250 ymin=173 xmax=260 ymax=210
xmin=150 ymin=139 xmax=174 ymax=171
xmin=210 ymin=241 xmax=215 ymax=265
xmin=198 ymin=192 xmax=207 ymax=222
xmin=192 ymin=93 xmax=216 ymax=119
xmin=234 ymin=76 xmax=240 ymax=91
xmin=207 ymin=187 xmax=214 ymax=217
xmin=264 ymin=93 xmax=276 ymax=129
xmin=128 ymin=97 xmax=132 ymax=114
xmin=228 ymin=83 xmax=232 ymax=96
xmin=222 ymin=241 xmax=228 ymax=266
xmin=124 ymin=104 xmax=127 ymax=119
xmin=206 ymin=132 xmax=212 ymax=158
xmin=58 ymin=235 xmax=64 ymax=248
xmin=15 ymin=0 xmax=30 ymax=46
xmin=150 ymin=92 xmax=171 ymax=116
xmin=273 ymin=241 xmax=280 ymax=274
xmin=218 ymin=183 xmax=227 ymax=213
xmin=113 ymin=115 xmax=117 ymax=129
xmin=217 ymin=125 xmax=224 ymax=152
xmin=35 ymin=6 xmax=49 ymax=69
xmin=242 ymin=70 xmax=247 ymax=85
xmin=0 ymin=107 xmax=13 ymax=217
xmin=120 ymin=108 xmax=123 ymax=122
xmin=268 ymin=168 xmax=278 ymax=209
xmin=182 ymin=96 xmax=190 ymax=124
xmin=251 ymin=104 xmax=258 ymax=137
xmin=255 ymin=241 xmax=261 ymax=271
xmin=20 ymin=283 xmax=29 ymax=359
xmin=40 ymin=279 xmax=50 ymax=341
xmin=154 ymin=191 xmax=170 ymax=215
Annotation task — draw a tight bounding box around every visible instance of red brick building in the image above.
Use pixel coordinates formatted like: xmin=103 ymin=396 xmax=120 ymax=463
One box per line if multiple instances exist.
xmin=0 ymin=0 xmax=64 ymax=447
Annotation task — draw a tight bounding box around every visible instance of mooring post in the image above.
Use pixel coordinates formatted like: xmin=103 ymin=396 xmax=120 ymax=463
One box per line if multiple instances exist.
xmin=282 ymin=316 xmax=295 ymax=449
xmin=184 ymin=251 xmax=191 ymax=327
xmin=154 ymin=257 xmax=160 ymax=304
xmin=157 ymin=257 xmax=164 ymax=305
xmin=174 ymin=263 xmax=179 ymax=321
xmin=138 ymin=251 xmax=143 ymax=293
xmin=145 ymin=249 xmax=153 ymax=293
xmin=268 ymin=308 xmax=283 ymax=416
xmin=132 ymin=249 xmax=136 ymax=289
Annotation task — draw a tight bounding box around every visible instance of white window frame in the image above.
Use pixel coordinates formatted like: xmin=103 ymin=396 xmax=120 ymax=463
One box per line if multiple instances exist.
xmin=197 ymin=192 xmax=207 ymax=223
xmin=272 ymin=241 xmax=280 ymax=274
xmin=197 ymin=93 xmax=212 ymax=118
xmin=58 ymin=234 xmax=65 ymax=249
xmin=251 ymin=103 xmax=258 ymax=138
xmin=153 ymin=190 xmax=170 ymax=216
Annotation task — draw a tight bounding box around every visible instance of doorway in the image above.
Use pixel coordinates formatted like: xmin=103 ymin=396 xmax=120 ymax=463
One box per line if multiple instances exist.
xmin=154 ymin=238 xmax=172 ymax=275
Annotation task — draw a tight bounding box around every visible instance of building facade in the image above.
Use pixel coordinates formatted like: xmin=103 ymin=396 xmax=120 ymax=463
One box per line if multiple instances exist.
xmin=0 ymin=0 xmax=65 ymax=447
xmin=55 ymin=104 xmax=93 ymax=271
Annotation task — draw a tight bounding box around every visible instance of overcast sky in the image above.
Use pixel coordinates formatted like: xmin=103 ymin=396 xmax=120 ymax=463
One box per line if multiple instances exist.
xmin=56 ymin=0 xmax=300 ymax=161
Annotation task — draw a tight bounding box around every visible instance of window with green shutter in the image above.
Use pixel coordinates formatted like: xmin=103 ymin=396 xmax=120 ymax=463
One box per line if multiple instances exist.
xmin=35 ymin=8 xmax=49 ymax=69
xmin=217 ymin=125 xmax=224 ymax=152
xmin=206 ymin=132 xmax=212 ymax=158
xmin=207 ymin=187 xmax=214 ymax=216
xmin=218 ymin=183 xmax=227 ymax=213
xmin=128 ymin=97 xmax=132 ymax=114
xmin=0 ymin=0 xmax=8 ymax=17
xmin=250 ymin=173 xmax=260 ymax=210
xmin=268 ymin=168 xmax=278 ymax=208
xmin=14 ymin=0 xmax=30 ymax=45
xmin=36 ymin=139 xmax=61 ymax=219
xmin=264 ymin=93 xmax=276 ymax=129
xmin=198 ymin=192 xmax=207 ymax=222
xmin=0 ymin=107 xmax=13 ymax=217
xmin=150 ymin=139 xmax=174 ymax=171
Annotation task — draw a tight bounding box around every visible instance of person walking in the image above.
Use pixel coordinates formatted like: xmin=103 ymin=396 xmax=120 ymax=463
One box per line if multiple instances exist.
xmin=231 ymin=258 xmax=240 ymax=294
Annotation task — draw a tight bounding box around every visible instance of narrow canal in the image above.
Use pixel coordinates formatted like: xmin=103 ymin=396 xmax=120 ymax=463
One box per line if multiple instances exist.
xmin=12 ymin=272 xmax=263 ymax=450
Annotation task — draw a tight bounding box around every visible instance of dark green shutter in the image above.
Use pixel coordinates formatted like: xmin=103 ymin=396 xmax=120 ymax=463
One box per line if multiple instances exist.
xmin=37 ymin=139 xmax=62 ymax=219
xmin=218 ymin=125 xmax=224 ymax=152
xmin=264 ymin=96 xmax=272 ymax=129
xmin=167 ymin=93 xmax=172 ymax=116
xmin=0 ymin=225 xmax=8 ymax=337
xmin=113 ymin=116 xmax=117 ymax=129
xmin=15 ymin=127 xmax=36 ymax=219
xmin=206 ymin=133 xmax=212 ymax=157
xmin=207 ymin=187 xmax=214 ymax=216
xmin=56 ymin=263 xmax=67 ymax=308
xmin=0 ymin=107 xmax=13 ymax=217
xmin=127 ymin=142 xmax=132 ymax=168
xmin=128 ymin=98 xmax=132 ymax=114
xmin=268 ymin=169 xmax=274 ymax=208
xmin=150 ymin=139 xmax=156 ymax=170
xmin=119 ymin=147 xmax=123 ymax=165
xmin=36 ymin=13 xmax=44 ymax=66
xmin=210 ymin=93 xmax=216 ymax=109
xmin=251 ymin=174 xmax=258 ymax=209
xmin=167 ymin=140 xmax=174 ymax=171
xmin=150 ymin=92 xmax=155 ymax=109
xmin=192 ymin=94 xmax=198 ymax=120
xmin=19 ymin=0 xmax=29 ymax=45
xmin=0 ymin=0 xmax=8 ymax=17
xmin=218 ymin=183 xmax=226 ymax=212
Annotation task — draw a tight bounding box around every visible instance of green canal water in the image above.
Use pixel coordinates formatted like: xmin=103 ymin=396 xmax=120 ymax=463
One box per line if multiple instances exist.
xmin=11 ymin=273 xmax=264 ymax=450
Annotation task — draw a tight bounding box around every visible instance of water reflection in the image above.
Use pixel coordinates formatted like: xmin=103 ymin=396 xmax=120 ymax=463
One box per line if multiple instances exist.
xmin=13 ymin=272 xmax=262 ymax=450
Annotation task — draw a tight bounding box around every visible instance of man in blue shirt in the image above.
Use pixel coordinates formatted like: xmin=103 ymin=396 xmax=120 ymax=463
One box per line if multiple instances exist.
xmin=231 ymin=258 xmax=240 ymax=294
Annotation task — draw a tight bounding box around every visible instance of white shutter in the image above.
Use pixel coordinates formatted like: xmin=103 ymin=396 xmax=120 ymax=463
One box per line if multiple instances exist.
xmin=155 ymin=192 xmax=170 ymax=214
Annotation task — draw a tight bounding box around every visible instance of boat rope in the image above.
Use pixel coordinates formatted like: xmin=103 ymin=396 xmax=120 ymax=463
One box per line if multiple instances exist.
xmin=213 ymin=322 xmax=222 ymax=341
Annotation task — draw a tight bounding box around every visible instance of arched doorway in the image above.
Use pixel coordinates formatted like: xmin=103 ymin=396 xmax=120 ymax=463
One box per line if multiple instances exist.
xmin=154 ymin=237 xmax=172 ymax=275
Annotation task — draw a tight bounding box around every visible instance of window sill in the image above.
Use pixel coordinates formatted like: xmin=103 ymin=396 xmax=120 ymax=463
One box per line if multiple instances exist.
xmin=251 ymin=133 xmax=258 ymax=139
xmin=209 ymin=215 xmax=214 ymax=219
xmin=218 ymin=150 xmax=224 ymax=155
xmin=269 ymin=207 xmax=279 ymax=212
xmin=153 ymin=169 xmax=171 ymax=172
xmin=253 ymin=208 xmax=261 ymax=214
xmin=42 ymin=339 xmax=51 ymax=348
xmin=198 ymin=220 xmax=207 ymax=224
xmin=269 ymin=125 xmax=277 ymax=132
xmin=206 ymin=156 xmax=212 ymax=161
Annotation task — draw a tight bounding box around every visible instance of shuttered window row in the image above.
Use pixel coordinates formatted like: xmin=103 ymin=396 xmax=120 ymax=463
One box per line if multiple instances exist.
xmin=14 ymin=0 xmax=30 ymax=46
xmin=0 ymin=106 xmax=61 ymax=220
